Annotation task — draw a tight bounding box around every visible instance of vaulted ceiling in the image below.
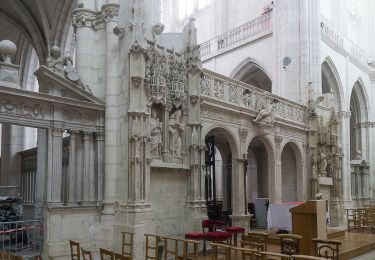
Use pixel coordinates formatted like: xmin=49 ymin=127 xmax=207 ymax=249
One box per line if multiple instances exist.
xmin=0 ymin=0 xmax=75 ymax=65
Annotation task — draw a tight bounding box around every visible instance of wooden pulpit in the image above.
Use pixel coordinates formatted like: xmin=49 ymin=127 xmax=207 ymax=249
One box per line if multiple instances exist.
xmin=289 ymin=200 xmax=327 ymax=255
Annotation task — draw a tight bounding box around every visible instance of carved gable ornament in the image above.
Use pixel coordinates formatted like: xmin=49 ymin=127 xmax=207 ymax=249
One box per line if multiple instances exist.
xmin=34 ymin=66 xmax=104 ymax=105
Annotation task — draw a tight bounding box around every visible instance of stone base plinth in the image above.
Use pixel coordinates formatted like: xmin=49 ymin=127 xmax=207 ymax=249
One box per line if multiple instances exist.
xmin=230 ymin=214 xmax=252 ymax=231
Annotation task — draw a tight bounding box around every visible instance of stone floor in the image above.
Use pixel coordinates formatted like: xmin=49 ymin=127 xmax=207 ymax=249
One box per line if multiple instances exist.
xmin=351 ymin=250 xmax=375 ymax=260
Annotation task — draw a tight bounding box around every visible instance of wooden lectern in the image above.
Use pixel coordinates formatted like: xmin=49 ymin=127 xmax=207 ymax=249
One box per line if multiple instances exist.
xmin=289 ymin=200 xmax=327 ymax=255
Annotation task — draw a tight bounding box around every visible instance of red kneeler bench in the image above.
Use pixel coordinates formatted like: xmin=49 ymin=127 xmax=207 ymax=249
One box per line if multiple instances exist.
xmin=205 ymin=231 xmax=232 ymax=243
xmin=185 ymin=232 xmax=207 ymax=255
xmin=225 ymin=226 xmax=245 ymax=246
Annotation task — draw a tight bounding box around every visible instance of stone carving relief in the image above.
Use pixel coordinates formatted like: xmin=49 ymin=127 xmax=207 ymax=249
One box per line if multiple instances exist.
xmin=253 ymin=98 xmax=279 ymax=126
xmin=169 ymin=105 xmax=184 ymax=158
xmin=309 ymin=108 xmax=343 ymax=199
xmin=47 ymin=46 xmax=92 ymax=93
xmin=150 ymin=109 xmax=162 ymax=159
xmin=0 ymin=99 xmax=44 ymax=119
xmin=145 ymin=45 xmax=187 ymax=110
xmin=63 ymin=107 xmax=96 ymax=124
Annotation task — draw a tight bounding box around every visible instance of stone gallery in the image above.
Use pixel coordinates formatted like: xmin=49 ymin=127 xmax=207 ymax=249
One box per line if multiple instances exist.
xmin=0 ymin=0 xmax=375 ymax=259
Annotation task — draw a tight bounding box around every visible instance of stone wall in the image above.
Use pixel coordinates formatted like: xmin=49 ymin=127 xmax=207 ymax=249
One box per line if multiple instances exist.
xmin=150 ymin=169 xmax=188 ymax=237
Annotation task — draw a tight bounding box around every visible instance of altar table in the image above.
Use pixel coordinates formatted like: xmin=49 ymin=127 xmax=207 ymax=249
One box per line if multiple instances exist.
xmin=267 ymin=202 xmax=303 ymax=231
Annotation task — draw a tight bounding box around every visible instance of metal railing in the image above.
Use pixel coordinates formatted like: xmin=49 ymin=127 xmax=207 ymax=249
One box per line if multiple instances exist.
xmin=199 ymin=12 xmax=273 ymax=59
xmin=0 ymin=220 xmax=42 ymax=257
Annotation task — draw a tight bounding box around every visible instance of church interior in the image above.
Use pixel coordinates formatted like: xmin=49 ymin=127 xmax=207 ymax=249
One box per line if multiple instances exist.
xmin=1 ymin=0 xmax=375 ymax=259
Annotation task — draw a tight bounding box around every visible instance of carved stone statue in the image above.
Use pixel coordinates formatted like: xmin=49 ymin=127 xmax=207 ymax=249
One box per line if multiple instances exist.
xmin=47 ymin=45 xmax=92 ymax=93
xmin=318 ymin=147 xmax=327 ymax=175
xmin=243 ymin=89 xmax=251 ymax=107
xmin=311 ymin=152 xmax=318 ymax=179
xmin=253 ymin=98 xmax=278 ymax=125
xmin=47 ymin=45 xmax=69 ymax=74
xmin=333 ymin=146 xmax=343 ymax=198
xmin=150 ymin=110 xmax=162 ymax=158
xmin=169 ymin=107 xmax=184 ymax=158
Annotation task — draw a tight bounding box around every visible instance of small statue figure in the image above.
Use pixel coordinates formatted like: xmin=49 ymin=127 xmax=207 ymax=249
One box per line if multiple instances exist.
xmin=243 ymin=89 xmax=251 ymax=107
xmin=47 ymin=45 xmax=92 ymax=93
xmin=47 ymin=45 xmax=70 ymax=74
xmin=311 ymin=152 xmax=318 ymax=179
xmin=253 ymin=98 xmax=279 ymax=125
xmin=169 ymin=106 xmax=184 ymax=158
xmin=318 ymin=147 xmax=327 ymax=175
xmin=150 ymin=110 xmax=162 ymax=158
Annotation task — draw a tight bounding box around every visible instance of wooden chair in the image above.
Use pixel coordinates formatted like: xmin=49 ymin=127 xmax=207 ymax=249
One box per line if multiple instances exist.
xmin=278 ymin=234 xmax=302 ymax=256
xmin=233 ymin=247 xmax=261 ymax=260
xmin=347 ymin=209 xmax=361 ymax=232
xmin=259 ymin=251 xmax=292 ymax=260
xmin=312 ymin=239 xmax=341 ymax=260
xmin=211 ymin=243 xmax=232 ymax=260
xmin=145 ymin=234 xmax=162 ymax=260
xmin=114 ymin=252 xmax=130 ymax=260
xmin=81 ymin=248 xmax=94 ymax=260
xmin=121 ymin=231 xmax=134 ymax=259
xmin=69 ymin=240 xmax=81 ymax=260
xmin=242 ymin=232 xmax=269 ymax=251
xmin=179 ymin=239 xmax=200 ymax=260
xmin=164 ymin=237 xmax=179 ymax=260
xmin=0 ymin=252 xmax=11 ymax=260
xmin=100 ymin=248 xmax=114 ymax=260
xmin=291 ymin=255 xmax=326 ymax=260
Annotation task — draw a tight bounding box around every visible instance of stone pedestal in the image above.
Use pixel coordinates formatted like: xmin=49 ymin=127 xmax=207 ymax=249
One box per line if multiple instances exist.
xmin=230 ymin=214 xmax=252 ymax=231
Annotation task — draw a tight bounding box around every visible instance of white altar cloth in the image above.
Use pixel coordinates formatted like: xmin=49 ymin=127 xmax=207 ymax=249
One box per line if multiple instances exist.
xmin=267 ymin=202 xmax=303 ymax=231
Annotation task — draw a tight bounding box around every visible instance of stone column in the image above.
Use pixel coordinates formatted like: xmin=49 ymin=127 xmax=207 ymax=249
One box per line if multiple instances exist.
xmin=273 ymin=136 xmax=283 ymax=203
xmin=50 ymin=129 xmax=63 ymax=205
xmin=82 ymin=132 xmax=91 ymax=203
xmin=230 ymin=157 xmax=251 ymax=230
xmin=68 ymin=131 xmax=78 ymax=204
xmin=72 ymin=7 xmax=103 ymax=98
xmin=95 ymin=132 xmax=105 ymax=202
xmin=340 ymin=111 xmax=352 ymax=207
xmin=76 ymin=133 xmax=84 ymax=203
xmin=34 ymin=129 xmax=47 ymax=220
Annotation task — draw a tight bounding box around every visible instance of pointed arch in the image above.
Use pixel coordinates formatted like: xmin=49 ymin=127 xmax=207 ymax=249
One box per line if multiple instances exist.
xmin=350 ymin=78 xmax=369 ymax=122
xmin=321 ymin=57 xmax=344 ymax=111
xmin=230 ymin=57 xmax=272 ymax=92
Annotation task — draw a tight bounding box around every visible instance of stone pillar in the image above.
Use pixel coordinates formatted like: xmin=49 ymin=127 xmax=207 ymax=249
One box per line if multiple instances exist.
xmin=82 ymin=132 xmax=91 ymax=202
xmin=72 ymin=7 xmax=103 ymax=99
xmin=68 ymin=131 xmax=78 ymax=204
xmin=34 ymin=129 xmax=47 ymax=220
xmin=230 ymin=157 xmax=251 ymax=231
xmin=76 ymin=133 xmax=84 ymax=203
xmin=96 ymin=132 xmax=105 ymax=202
xmin=340 ymin=111 xmax=352 ymax=207
xmin=274 ymin=136 xmax=283 ymax=203
xmin=50 ymin=129 xmax=63 ymax=205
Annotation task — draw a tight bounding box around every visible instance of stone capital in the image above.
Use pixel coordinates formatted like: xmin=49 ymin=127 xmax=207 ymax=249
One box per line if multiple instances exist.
xmin=101 ymin=3 xmax=120 ymax=22
xmin=339 ymin=111 xmax=351 ymax=118
xmin=72 ymin=8 xmax=100 ymax=30
xmin=95 ymin=131 xmax=105 ymax=141
xmin=52 ymin=128 xmax=63 ymax=137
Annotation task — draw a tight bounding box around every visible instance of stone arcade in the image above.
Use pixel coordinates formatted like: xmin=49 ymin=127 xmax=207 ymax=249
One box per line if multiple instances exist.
xmin=0 ymin=0 xmax=375 ymax=259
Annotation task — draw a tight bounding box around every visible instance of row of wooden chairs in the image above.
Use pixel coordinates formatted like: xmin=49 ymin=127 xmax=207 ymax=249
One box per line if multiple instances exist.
xmin=0 ymin=252 xmax=23 ymax=260
xmin=70 ymin=232 xmax=134 ymax=260
xmin=347 ymin=208 xmax=375 ymax=233
xmin=240 ymin=232 xmax=341 ymax=260
xmin=145 ymin=234 xmax=200 ymax=260
xmin=211 ymin=243 xmax=326 ymax=260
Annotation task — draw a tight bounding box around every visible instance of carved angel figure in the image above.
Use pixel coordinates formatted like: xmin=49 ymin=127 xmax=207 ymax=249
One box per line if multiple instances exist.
xmin=169 ymin=107 xmax=184 ymax=157
xmin=253 ymin=99 xmax=278 ymax=125
xmin=150 ymin=110 xmax=162 ymax=158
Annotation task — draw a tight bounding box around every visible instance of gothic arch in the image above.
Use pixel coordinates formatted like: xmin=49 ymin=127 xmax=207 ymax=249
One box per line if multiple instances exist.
xmin=350 ymin=79 xmax=369 ymax=159
xmin=321 ymin=57 xmax=344 ymax=111
xmin=280 ymin=142 xmax=302 ymax=202
xmin=230 ymin=57 xmax=272 ymax=92
xmin=202 ymin=126 xmax=239 ymax=158
xmin=246 ymin=135 xmax=275 ymax=201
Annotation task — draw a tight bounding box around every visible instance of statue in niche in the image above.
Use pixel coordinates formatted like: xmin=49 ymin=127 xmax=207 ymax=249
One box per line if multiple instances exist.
xmin=47 ymin=45 xmax=92 ymax=93
xmin=253 ymin=98 xmax=279 ymax=125
xmin=326 ymin=155 xmax=334 ymax=178
xmin=169 ymin=106 xmax=184 ymax=158
xmin=333 ymin=145 xmax=343 ymax=198
xmin=150 ymin=109 xmax=162 ymax=158
xmin=318 ymin=147 xmax=328 ymax=175
xmin=311 ymin=152 xmax=318 ymax=179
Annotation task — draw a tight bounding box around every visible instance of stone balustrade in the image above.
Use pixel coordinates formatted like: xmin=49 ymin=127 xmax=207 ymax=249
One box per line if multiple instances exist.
xmin=320 ymin=15 xmax=369 ymax=69
xmin=199 ymin=12 xmax=273 ymax=60
xmin=200 ymin=69 xmax=306 ymax=125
